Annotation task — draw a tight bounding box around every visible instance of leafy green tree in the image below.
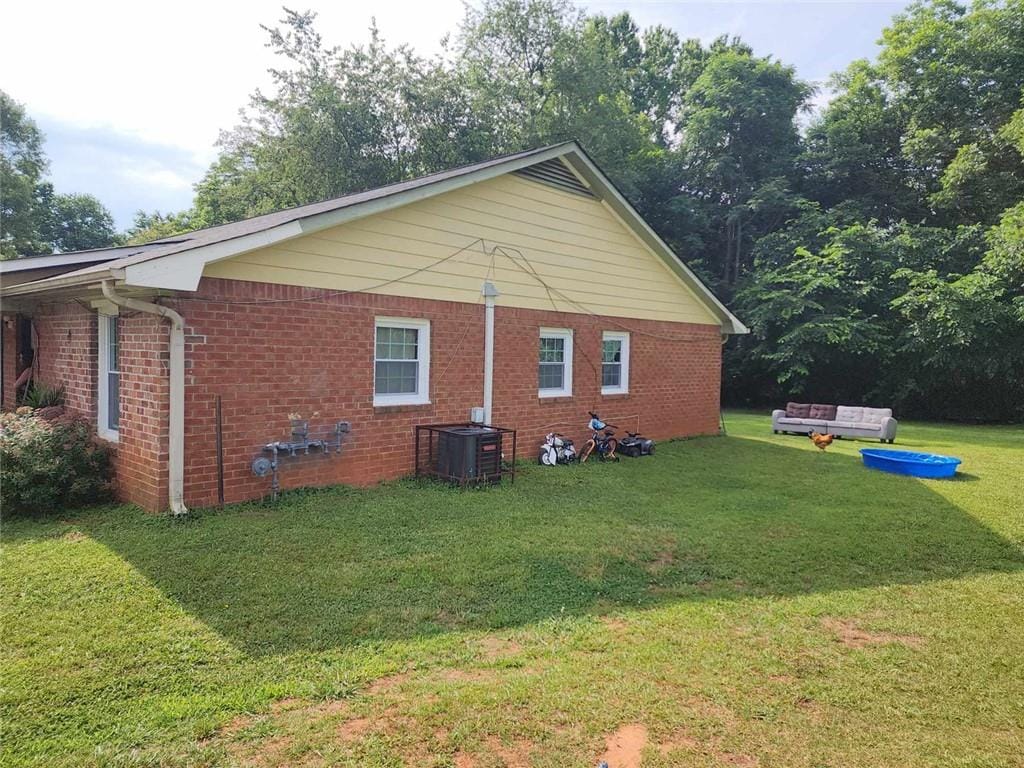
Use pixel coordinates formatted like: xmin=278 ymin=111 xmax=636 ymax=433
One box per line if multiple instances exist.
xmin=879 ymin=0 xmax=1024 ymax=223
xmin=1 ymin=91 xmax=118 ymax=256
xmin=1 ymin=92 xmax=49 ymax=258
xmin=457 ymin=0 xmax=582 ymax=152
xmin=672 ymin=45 xmax=811 ymax=289
xmin=800 ymin=61 xmax=924 ymax=223
xmin=891 ymin=206 xmax=1024 ymax=419
xmin=40 ymin=191 xmax=119 ymax=252
xmin=123 ymin=210 xmax=194 ymax=245
xmin=192 ymin=10 xmax=489 ymax=226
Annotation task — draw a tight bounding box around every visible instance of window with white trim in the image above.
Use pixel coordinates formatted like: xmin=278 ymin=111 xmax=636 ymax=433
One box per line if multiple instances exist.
xmin=601 ymin=331 xmax=630 ymax=394
xmin=374 ymin=317 xmax=430 ymax=406
xmin=98 ymin=313 xmax=120 ymax=440
xmin=538 ymin=328 xmax=573 ymax=397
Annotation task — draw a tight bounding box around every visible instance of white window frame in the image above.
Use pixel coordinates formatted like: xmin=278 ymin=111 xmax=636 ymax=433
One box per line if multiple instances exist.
xmin=373 ymin=317 xmax=431 ymax=406
xmin=601 ymin=331 xmax=630 ymax=395
xmin=97 ymin=312 xmax=119 ymax=441
xmin=538 ymin=327 xmax=573 ymax=398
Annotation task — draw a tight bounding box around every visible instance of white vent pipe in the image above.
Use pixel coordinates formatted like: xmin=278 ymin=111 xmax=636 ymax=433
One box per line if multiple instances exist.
xmin=482 ymin=281 xmax=499 ymax=425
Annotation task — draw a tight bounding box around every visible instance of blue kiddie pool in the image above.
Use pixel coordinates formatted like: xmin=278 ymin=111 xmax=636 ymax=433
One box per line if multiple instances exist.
xmin=859 ymin=448 xmax=962 ymax=478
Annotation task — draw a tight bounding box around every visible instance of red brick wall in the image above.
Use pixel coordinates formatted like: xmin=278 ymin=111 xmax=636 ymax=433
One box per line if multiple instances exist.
xmin=9 ymin=277 xmax=723 ymax=512
xmin=166 ymin=278 xmax=722 ymax=509
xmin=115 ymin=312 xmax=170 ymax=510
xmin=13 ymin=301 xmax=169 ymax=511
xmin=30 ymin=303 xmax=98 ymax=416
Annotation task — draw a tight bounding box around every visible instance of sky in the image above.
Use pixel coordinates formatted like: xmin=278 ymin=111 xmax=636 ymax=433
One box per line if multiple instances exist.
xmin=3 ymin=0 xmax=907 ymax=229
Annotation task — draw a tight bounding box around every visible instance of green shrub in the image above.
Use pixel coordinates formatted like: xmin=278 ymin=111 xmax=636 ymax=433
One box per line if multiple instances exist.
xmin=19 ymin=382 xmax=67 ymax=409
xmin=0 ymin=411 xmax=112 ymax=515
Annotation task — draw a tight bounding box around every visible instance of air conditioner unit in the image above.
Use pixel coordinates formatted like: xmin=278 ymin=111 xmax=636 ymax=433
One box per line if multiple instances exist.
xmin=436 ymin=427 xmax=501 ymax=481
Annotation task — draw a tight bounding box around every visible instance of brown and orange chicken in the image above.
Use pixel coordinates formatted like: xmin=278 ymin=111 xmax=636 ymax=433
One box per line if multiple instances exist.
xmin=808 ymin=431 xmax=835 ymax=451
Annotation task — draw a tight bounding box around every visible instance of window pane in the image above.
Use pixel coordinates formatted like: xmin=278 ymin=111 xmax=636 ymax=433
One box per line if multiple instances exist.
xmin=602 ymin=339 xmax=621 ymax=364
xmin=539 ymin=337 xmax=564 ymax=363
xmin=538 ymin=363 xmax=564 ymax=390
xmin=107 ymin=372 xmax=120 ymax=430
xmin=108 ymin=316 xmax=119 ymax=373
xmin=602 ymin=363 xmax=621 ymax=387
xmin=376 ymin=327 xmax=418 ymax=360
xmin=375 ymin=360 xmax=418 ymax=394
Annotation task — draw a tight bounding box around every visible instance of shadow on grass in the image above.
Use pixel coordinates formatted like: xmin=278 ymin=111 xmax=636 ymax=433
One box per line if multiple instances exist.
xmin=29 ymin=435 xmax=1024 ymax=655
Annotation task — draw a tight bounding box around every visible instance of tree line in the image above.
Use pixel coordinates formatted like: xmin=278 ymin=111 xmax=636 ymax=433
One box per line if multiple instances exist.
xmin=2 ymin=0 xmax=1021 ymax=420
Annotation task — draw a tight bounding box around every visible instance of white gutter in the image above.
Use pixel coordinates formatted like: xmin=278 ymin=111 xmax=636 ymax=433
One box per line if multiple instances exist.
xmin=101 ymin=280 xmax=188 ymax=516
xmin=482 ymin=281 xmax=499 ymax=425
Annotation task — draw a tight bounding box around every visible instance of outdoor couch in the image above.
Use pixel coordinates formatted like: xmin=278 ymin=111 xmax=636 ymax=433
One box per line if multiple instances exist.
xmin=771 ymin=403 xmax=898 ymax=443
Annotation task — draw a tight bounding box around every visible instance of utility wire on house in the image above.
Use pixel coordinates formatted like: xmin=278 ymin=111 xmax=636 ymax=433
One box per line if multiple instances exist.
xmin=162 ymin=235 xmax=722 ymax=348
xmin=492 ymin=244 xmax=720 ymax=346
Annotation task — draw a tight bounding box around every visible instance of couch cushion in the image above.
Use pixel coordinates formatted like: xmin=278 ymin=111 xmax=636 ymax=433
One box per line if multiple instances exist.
xmin=778 ymin=418 xmax=827 ymax=428
xmin=828 ymin=420 xmax=881 ymax=431
xmin=786 ymin=402 xmax=811 ymax=418
xmin=835 ymin=405 xmax=864 ymax=423
xmin=861 ymin=407 xmax=892 ymax=425
xmin=809 ymin=403 xmax=837 ymax=420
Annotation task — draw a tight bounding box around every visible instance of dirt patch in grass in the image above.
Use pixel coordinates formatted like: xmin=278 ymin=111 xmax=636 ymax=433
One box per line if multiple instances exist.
xmin=228 ymin=732 xmax=297 ymax=768
xmin=599 ymin=723 xmax=648 ymax=768
xmin=61 ymin=530 xmax=87 ymax=543
xmin=336 ymin=716 xmax=371 ymax=741
xmin=654 ymin=725 xmax=759 ymax=766
xmin=600 ymin=615 xmax=630 ymax=632
xmin=212 ymin=696 xmax=354 ymax=761
xmin=657 ymin=729 xmax=700 ymax=754
xmin=822 ymin=618 xmax=924 ymax=649
xmin=645 ymin=549 xmax=677 ymax=574
xmin=366 ymin=671 xmax=411 ymax=695
xmin=478 ymin=635 xmax=523 ymax=661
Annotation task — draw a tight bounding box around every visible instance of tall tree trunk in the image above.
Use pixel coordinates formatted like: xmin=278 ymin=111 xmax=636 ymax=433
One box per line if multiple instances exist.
xmin=734 ymin=213 xmax=743 ymax=284
xmin=723 ymin=220 xmax=734 ymax=285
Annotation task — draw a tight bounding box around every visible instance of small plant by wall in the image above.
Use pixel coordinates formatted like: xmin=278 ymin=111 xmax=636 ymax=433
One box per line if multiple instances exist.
xmin=18 ymin=382 xmax=67 ymax=410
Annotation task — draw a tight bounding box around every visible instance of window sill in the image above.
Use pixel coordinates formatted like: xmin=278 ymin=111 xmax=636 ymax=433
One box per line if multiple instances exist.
xmin=97 ymin=430 xmax=120 ymax=444
xmin=374 ymin=402 xmax=433 ymax=415
xmin=538 ymin=395 xmax=574 ymax=404
xmin=601 ymin=390 xmax=630 ymax=399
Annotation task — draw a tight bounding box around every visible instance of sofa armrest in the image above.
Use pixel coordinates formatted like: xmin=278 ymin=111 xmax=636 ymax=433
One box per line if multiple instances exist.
xmin=880 ymin=416 xmax=898 ymax=441
xmin=772 ymin=409 xmax=786 ymax=429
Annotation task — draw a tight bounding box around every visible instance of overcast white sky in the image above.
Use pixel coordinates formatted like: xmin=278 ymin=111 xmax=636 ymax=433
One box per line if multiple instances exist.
xmin=2 ymin=0 xmax=906 ymax=228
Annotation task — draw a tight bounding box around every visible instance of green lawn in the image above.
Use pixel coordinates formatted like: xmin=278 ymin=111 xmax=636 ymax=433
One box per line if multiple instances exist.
xmin=3 ymin=412 xmax=1023 ymax=767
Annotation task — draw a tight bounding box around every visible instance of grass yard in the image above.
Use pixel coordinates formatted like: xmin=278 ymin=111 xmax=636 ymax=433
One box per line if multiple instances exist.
xmin=2 ymin=412 xmax=1023 ymax=767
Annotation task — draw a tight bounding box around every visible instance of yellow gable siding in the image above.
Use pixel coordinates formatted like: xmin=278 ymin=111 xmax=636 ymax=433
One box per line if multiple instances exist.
xmin=203 ymin=172 xmax=720 ymax=325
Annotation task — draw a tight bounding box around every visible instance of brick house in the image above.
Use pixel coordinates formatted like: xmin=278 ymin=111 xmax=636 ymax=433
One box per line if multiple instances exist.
xmin=1 ymin=142 xmax=746 ymax=513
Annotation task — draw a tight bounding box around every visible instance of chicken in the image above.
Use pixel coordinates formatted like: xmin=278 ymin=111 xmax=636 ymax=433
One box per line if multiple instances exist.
xmin=808 ymin=431 xmax=834 ymax=451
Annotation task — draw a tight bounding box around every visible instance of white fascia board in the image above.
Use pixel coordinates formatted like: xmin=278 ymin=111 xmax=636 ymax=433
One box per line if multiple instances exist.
xmin=120 ymin=144 xmax=576 ymax=292
xmin=0 ymin=268 xmax=114 ymax=297
xmin=562 ymin=150 xmax=749 ymax=335
xmin=122 ymin=222 xmax=306 ymax=290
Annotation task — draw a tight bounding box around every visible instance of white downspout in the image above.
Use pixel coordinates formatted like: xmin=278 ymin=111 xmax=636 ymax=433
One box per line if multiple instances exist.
xmin=482 ymin=281 xmax=499 ymax=425
xmin=101 ymin=280 xmax=188 ymax=516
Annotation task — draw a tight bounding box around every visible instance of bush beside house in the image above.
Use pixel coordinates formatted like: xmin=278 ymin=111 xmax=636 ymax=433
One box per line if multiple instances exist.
xmin=0 ymin=410 xmax=112 ymax=515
